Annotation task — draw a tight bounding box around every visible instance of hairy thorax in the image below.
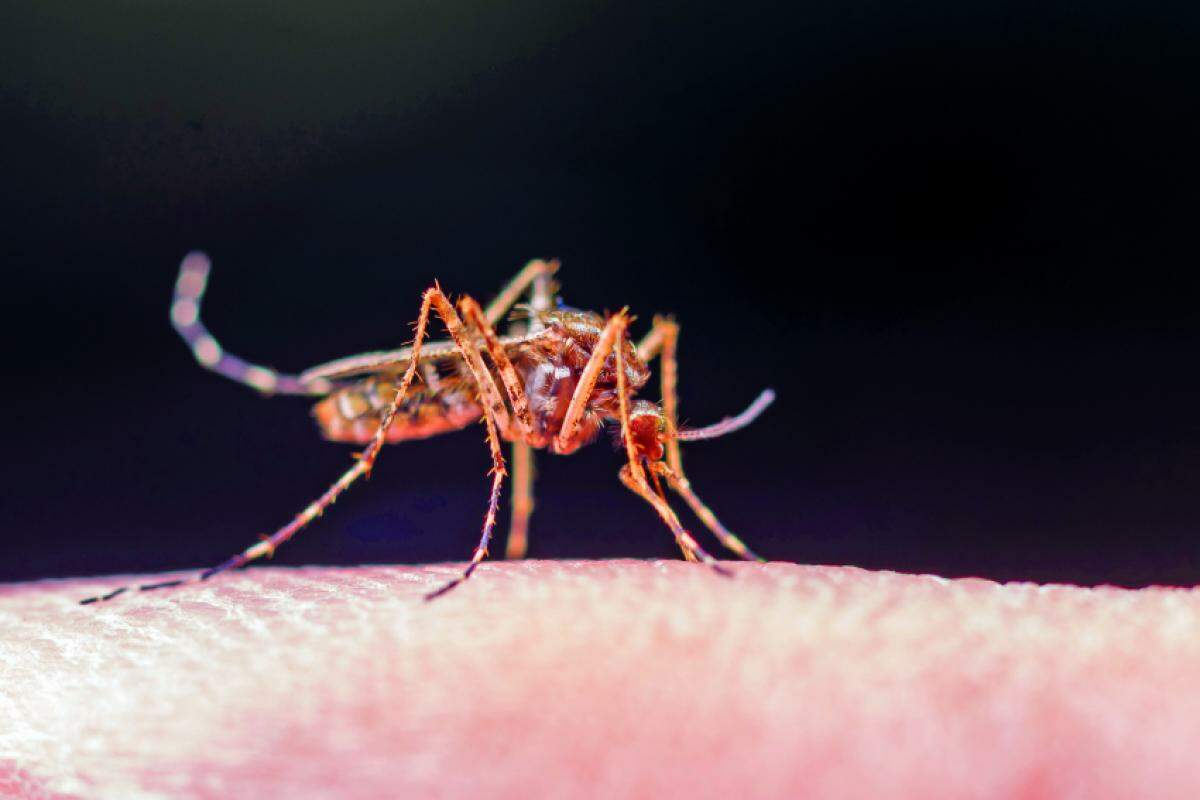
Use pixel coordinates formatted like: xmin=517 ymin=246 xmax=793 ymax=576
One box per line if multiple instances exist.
xmin=509 ymin=309 xmax=650 ymax=454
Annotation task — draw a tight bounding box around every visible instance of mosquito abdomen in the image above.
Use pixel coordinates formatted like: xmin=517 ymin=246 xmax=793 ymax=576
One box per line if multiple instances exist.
xmin=312 ymin=376 xmax=482 ymax=444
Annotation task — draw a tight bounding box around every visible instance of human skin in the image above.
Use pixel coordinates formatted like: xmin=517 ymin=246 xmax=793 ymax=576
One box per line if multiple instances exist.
xmin=2 ymin=560 xmax=1199 ymax=800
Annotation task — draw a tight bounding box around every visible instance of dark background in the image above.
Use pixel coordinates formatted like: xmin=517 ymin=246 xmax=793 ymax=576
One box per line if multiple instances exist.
xmin=3 ymin=1 xmax=1200 ymax=587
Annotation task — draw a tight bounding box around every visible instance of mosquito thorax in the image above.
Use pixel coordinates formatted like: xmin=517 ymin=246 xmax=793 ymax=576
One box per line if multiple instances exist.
xmin=513 ymin=308 xmax=652 ymax=454
xmin=532 ymin=309 xmax=650 ymax=390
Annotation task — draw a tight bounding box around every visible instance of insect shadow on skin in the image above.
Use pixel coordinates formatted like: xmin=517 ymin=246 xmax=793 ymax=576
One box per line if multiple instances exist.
xmin=81 ymin=254 xmax=775 ymax=605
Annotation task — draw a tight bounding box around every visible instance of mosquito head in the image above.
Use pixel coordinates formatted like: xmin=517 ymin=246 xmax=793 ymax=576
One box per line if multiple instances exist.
xmin=620 ymin=389 xmax=775 ymax=462
xmin=627 ymin=399 xmax=667 ymax=461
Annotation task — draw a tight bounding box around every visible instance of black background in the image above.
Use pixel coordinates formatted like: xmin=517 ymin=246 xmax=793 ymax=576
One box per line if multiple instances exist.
xmin=3 ymin=1 xmax=1200 ymax=587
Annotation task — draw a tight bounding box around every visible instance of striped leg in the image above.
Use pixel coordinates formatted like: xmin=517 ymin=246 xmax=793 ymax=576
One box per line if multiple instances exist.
xmin=553 ymin=311 xmax=630 ymax=454
xmin=458 ymin=297 xmax=533 ymax=437
xmin=496 ymin=262 xmax=551 ymax=561
xmin=83 ymin=284 xmax=508 ymax=604
xmin=171 ymin=252 xmax=333 ymax=396
xmin=418 ymin=291 xmax=517 ymax=600
xmin=651 ymin=462 xmax=764 ymax=562
xmin=610 ymin=316 xmax=728 ymax=574
xmin=421 ymin=264 xmax=555 ymax=578
xmin=191 ymin=286 xmax=511 ymax=601
xmin=483 ymin=259 xmax=560 ymax=326
xmin=618 ymin=466 xmax=727 ymax=570
xmin=636 ymin=315 xmax=682 ymax=473
xmin=82 ymin=283 xmax=448 ymax=604
xmin=502 ymin=262 xmax=552 ymax=560
xmin=436 ymin=291 xmax=544 ymax=561
xmin=637 ymin=316 xmax=764 ymax=561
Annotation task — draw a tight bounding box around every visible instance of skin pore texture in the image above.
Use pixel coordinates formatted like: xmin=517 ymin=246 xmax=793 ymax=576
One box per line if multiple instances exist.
xmin=3 ymin=560 xmax=1199 ymax=800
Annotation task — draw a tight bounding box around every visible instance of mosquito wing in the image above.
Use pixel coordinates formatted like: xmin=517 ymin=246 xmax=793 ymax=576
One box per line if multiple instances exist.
xmin=298 ymin=330 xmax=548 ymax=382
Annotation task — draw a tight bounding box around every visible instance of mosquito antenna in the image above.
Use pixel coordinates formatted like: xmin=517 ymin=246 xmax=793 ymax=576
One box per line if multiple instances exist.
xmin=675 ymin=389 xmax=775 ymax=442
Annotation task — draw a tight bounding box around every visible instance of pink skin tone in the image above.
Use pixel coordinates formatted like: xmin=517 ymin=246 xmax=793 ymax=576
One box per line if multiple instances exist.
xmin=3 ymin=561 xmax=1200 ymax=800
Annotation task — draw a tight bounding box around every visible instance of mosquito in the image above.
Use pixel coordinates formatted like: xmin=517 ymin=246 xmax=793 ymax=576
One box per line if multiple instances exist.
xmin=82 ymin=253 xmax=775 ymax=604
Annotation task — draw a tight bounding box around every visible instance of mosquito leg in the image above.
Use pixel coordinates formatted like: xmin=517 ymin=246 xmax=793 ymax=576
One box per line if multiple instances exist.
xmin=505 ymin=441 xmax=535 ymax=559
xmin=638 ymin=316 xmax=767 ymax=561
xmin=646 ymin=460 xmax=697 ymax=563
xmin=422 ymin=410 xmax=507 ymax=601
xmin=496 ymin=267 xmax=548 ymax=561
xmin=82 ymin=282 xmax=447 ymax=605
xmin=418 ymin=291 xmax=521 ymax=600
xmin=543 ymin=309 xmax=685 ymax=560
xmin=426 ymin=289 xmax=514 ymax=435
xmin=484 ymin=259 xmax=560 ymax=326
xmin=458 ymin=297 xmax=533 ymax=437
xmin=613 ymin=316 xmax=726 ymax=573
xmin=529 ymin=264 xmax=554 ymax=318
xmin=617 ymin=466 xmax=724 ymax=568
xmin=171 ymin=252 xmax=333 ymax=396
xmin=542 ymin=310 xmax=710 ymax=567
xmin=553 ymin=311 xmax=630 ymax=454
xmin=651 ymin=462 xmax=765 ymax=562
xmin=634 ymin=313 xmax=673 ymax=361
xmin=85 ymin=284 xmax=513 ymax=604
xmin=636 ymin=315 xmax=683 ymax=474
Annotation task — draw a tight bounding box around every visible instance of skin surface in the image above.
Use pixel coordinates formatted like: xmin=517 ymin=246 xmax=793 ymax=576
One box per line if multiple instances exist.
xmin=2 ymin=560 xmax=1199 ymax=799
